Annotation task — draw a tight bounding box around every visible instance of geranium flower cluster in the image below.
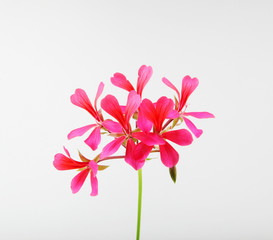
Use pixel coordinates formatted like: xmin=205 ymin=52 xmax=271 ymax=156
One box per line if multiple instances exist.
xmin=53 ymin=65 xmax=214 ymax=196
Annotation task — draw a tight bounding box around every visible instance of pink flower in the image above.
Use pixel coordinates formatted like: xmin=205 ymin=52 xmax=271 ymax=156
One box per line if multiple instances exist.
xmin=100 ymin=90 xmax=153 ymax=170
xmin=111 ymin=65 xmax=153 ymax=98
xmin=162 ymin=76 xmax=214 ymax=138
xmin=99 ymin=90 xmax=140 ymax=158
xmin=133 ymin=97 xmax=193 ymax=168
xmin=68 ymin=82 xmax=122 ymax=150
xmin=53 ymin=147 xmax=99 ymax=196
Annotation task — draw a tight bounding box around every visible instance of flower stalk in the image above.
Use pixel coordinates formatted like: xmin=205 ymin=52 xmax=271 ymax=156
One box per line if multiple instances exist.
xmin=136 ymin=168 xmax=142 ymax=240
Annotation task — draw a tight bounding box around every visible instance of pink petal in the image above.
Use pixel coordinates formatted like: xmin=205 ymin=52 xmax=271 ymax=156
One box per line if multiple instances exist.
xmin=155 ymin=97 xmax=175 ymax=132
xmin=137 ymin=65 xmax=153 ymax=97
xmin=132 ymin=132 xmax=165 ymax=146
xmin=159 ymin=141 xmax=179 ymax=168
xmin=184 ymin=111 xmax=215 ymax=119
xmin=162 ymin=129 xmax=193 ymax=146
xmin=53 ymin=153 xmax=88 ymax=170
xmin=162 ymin=77 xmax=180 ymax=100
xmin=102 ymin=120 xmax=123 ymax=133
xmin=90 ymin=171 xmax=98 ymax=196
xmin=94 ymin=82 xmax=104 ymax=111
xmin=137 ymin=108 xmax=153 ymax=133
xmin=111 ymin=73 xmax=135 ymax=92
xmin=183 ymin=117 xmax=203 ymax=138
xmin=125 ymin=139 xmax=153 ymax=170
xmin=89 ymin=160 xmax=98 ymax=176
xmin=166 ymin=109 xmax=180 ymax=119
xmin=100 ymin=136 xmax=126 ymax=159
xmin=67 ymin=124 xmax=97 ymax=140
xmin=63 ymin=146 xmax=71 ymax=158
xmin=70 ymin=89 xmax=98 ymax=120
xmin=101 ymin=95 xmax=126 ymax=129
xmin=180 ymin=76 xmax=199 ymax=110
xmin=120 ymin=105 xmax=126 ymax=114
xmin=84 ymin=126 xmax=101 ymax=151
xmin=71 ymin=169 xmax=90 ymax=194
xmin=138 ymin=98 xmax=157 ymax=125
xmin=125 ymin=91 xmax=141 ymax=128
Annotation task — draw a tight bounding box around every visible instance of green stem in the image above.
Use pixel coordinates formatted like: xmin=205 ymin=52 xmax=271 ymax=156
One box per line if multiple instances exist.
xmin=136 ymin=168 xmax=142 ymax=240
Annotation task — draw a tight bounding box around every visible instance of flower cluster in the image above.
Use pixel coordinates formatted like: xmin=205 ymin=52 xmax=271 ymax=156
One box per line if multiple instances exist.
xmin=53 ymin=65 xmax=214 ymax=196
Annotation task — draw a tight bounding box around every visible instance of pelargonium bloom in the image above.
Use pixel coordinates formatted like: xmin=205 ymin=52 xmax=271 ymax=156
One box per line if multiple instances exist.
xmin=111 ymin=65 xmax=153 ymax=98
xmin=100 ymin=90 xmax=153 ymax=170
xmin=53 ymin=147 xmax=100 ymax=196
xmin=133 ymin=97 xmax=193 ymax=168
xmin=162 ymin=76 xmax=215 ymax=138
xmin=68 ymin=82 xmax=122 ymax=150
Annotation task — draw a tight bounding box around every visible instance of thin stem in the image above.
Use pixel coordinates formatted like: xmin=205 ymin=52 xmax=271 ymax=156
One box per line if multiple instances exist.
xmin=162 ymin=119 xmax=173 ymax=130
xmin=97 ymin=155 xmax=125 ymax=163
xmin=136 ymin=168 xmax=142 ymax=240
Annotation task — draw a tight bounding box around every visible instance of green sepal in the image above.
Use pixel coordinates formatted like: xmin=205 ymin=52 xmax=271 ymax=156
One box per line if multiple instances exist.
xmin=98 ymin=165 xmax=109 ymax=171
xmin=172 ymin=117 xmax=179 ymax=128
xmin=132 ymin=128 xmax=141 ymax=133
xmin=145 ymin=157 xmax=156 ymax=161
xmin=108 ymin=133 xmax=124 ymax=138
xmin=169 ymin=166 xmax=177 ymax=183
xmin=93 ymin=154 xmax=100 ymax=163
xmin=174 ymin=95 xmax=179 ymax=110
xmin=78 ymin=151 xmax=90 ymax=162
xmin=77 ymin=167 xmax=87 ymax=171
xmin=133 ymin=112 xmax=138 ymax=120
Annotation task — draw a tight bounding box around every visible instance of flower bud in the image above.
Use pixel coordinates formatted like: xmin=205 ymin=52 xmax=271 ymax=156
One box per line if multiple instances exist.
xmin=169 ymin=166 xmax=177 ymax=183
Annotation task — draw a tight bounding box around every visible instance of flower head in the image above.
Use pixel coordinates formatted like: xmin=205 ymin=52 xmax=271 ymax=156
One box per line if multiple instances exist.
xmin=53 ymin=147 xmax=106 ymax=196
xmin=68 ymin=82 xmax=122 ymax=150
xmin=162 ymin=76 xmax=214 ymax=137
xmin=133 ymin=97 xmax=193 ymax=168
xmin=111 ymin=65 xmax=153 ymax=98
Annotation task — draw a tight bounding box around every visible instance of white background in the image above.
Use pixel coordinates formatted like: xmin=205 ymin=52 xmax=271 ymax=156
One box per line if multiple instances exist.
xmin=1 ymin=1 xmax=273 ymax=239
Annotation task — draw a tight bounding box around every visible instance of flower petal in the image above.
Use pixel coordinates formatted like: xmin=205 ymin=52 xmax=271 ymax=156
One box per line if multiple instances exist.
xmin=132 ymin=132 xmax=165 ymax=146
xmin=94 ymin=82 xmax=104 ymax=111
xmin=184 ymin=111 xmax=215 ymax=119
xmin=71 ymin=169 xmax=90 ymax=194
xmin=166 ymin=109 xmax=180 ymax=119
xmin=63 ymin=146 xmax=71 ymax=158
xmin=125 ymin=91 xmax=141 ymax=128
xmin=90 ymin=171 xmax=98 ymax=196
xmin=155 ymin=97 xmax=174 ymax=132
xmin=89 ymin=160 xmax=98 ymax=176
xmin=180 ymin=76 xmax=199 ymax=110
xmin=53 ymin=153 xmax=88 ymax=170
xmin=137 ymin=108 xmax=153 ymax=133
xmin=138 ymin=98 xmax=156 ymax=125
xmin=100 ymin=136 xmax=126 ymax=159
xmin=101 ymin=95 xmax=126 ymax=129
xmin=70 ymin=89 xmax=98 ymax=119
xmin=125 ymin=139 xmax=152 ymax=170
xmin=67 ymin=124 xmax=97 ymax=140
xmin=162 ymin=77 xmax=180 ymax=100
xmin=84 ymin=126 xmax=101 ymax=151
xmin=111 ymin=73 xmax=135 ymax=92
xmin=183 ymin=117 xmax=203 ymax=138
xmin=102 ymin=120 xmax=123 ymax=133
xmin=159 ymin=141 xmax=179 ymax=168
xmin=137 ymin=65 xmax=153 ymax=97
xmin=162 ymin=129 xmax=193 ymax=146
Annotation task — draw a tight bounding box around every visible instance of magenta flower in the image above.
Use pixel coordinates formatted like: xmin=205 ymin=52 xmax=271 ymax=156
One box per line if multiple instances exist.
xmin=99 ymin=90 xmax=153 ymax=170
xmin=133 ymin=97 xmax=193 ymax=168
xmin=162 ymin=76 xmax=215 ymax=138
xmin=68 ymin=82 xmax=122 ymax=150
xmin=111 ymin=65 xmax=153 ymax=98
xmin=53 ymin=147 xmax=99 ymax=196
